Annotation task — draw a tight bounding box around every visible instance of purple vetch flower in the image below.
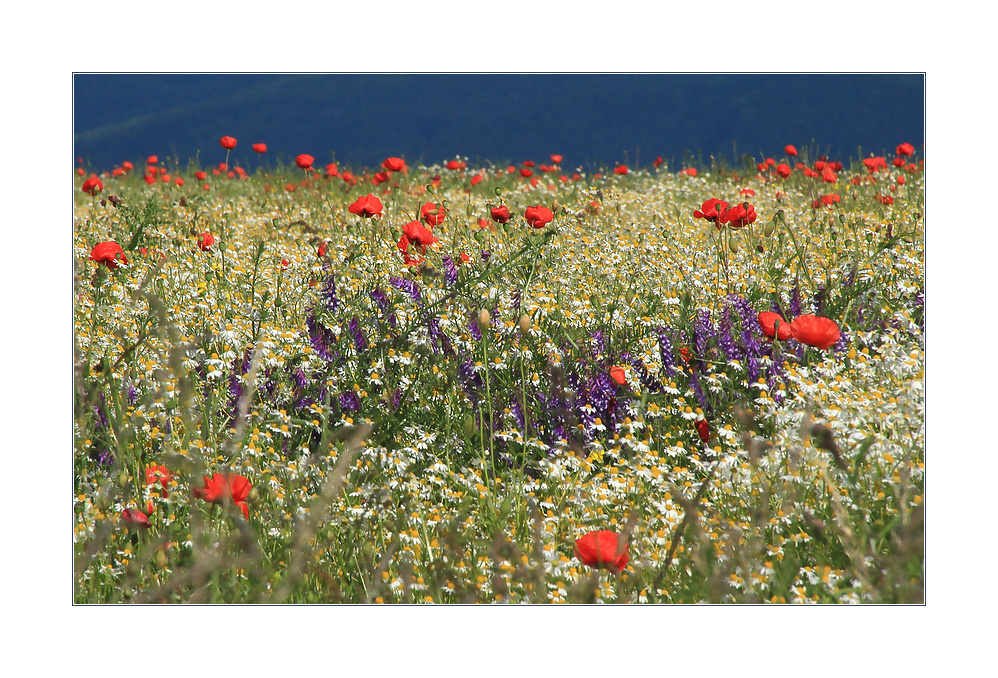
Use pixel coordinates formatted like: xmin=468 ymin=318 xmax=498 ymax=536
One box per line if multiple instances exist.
xmin=320 ymin=273 xmax=340 ymax=313
xmin=427 ymin=317 xmax=453 ymax=356
xmin=656 ymin=326 xmax=677 ymax=376
xmin=688 ymin=368 xmax=712 ymax=415
xmin=88 ymin=445 xmax=114 ymax=467
xmin=370 ymin=287 xmax=397 ymax=328
xmin=590 ymin=330 xmax=607 ymax=359
xmin=442 ymin=256 xmax=458 ymax=286
xmin=510 ymin=289 xmax=522 ymax=313
xmin=467 ymin=311 xmax=482 ymax=341
xmin=788 ymin=284 xmax=804 ymax=318
xmin=510 ymin=397 xmax=526 ymax=430
xmin=390 ymin=275 xmax=422 ymax=304
xmin=339 ymin=390 xmax=361 ymax=412
xmin=717 ymin=304 xmax=739 ymax=363
xmin=349 ymin=316 xmax=369 ymax=353
xmin=814 ymin=286 xmax=827 ymax=317
xmin=125 ymin=380 xmax=138 ymax=406
xmin=391 ymin=388 xmax=403 ymax=410
xmin=480 ymin=250 xmax=492 ymax=261
xmin=693 ymin=309 xmax=714 ymax=365
xmin=306 ymin=311 xmax=338 ymax=362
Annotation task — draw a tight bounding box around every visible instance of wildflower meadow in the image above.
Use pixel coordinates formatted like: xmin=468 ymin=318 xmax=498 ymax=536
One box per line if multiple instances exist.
xmin=73 ymin=137 xmax=924 ymax=605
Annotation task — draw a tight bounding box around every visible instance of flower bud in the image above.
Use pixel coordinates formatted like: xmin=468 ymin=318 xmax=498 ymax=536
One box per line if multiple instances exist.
xmin=729 ymin=236 xmax=740 ymax=253
xmin=763 ymin=221 xmax=776 ymax=237
xmin=518 ymin=314 xmax=532 ymax=335
xmin=478 ymin=309 xmax=491 ymax=330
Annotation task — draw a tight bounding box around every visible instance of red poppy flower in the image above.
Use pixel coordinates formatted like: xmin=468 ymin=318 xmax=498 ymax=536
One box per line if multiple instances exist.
xmin=490 ymin=205 xmax=510 ymax=224
xmin=219 ymin=136 xmax=237 ymax=150
xmin=252 ymin=143 xmax=267 ymax=153
xmin=876 ymin=194 xmax=894 ymax=205
xmin=519 ymin=167 xmax=533 ymax=178
xmin=89 ymin=241 xmax=127 ymax=269
xmin=403 ymin=220 xmax=437 ymax=248
xmin=789 ymin=314 xmax=841 ymax=350
xmin=317 ymin=239 xmax=329 ymax=257
xmin=122 ymin=161 xmax=134 ymax=171
xmin=720 ymin=202 xmax=757 ymax=229
xmin=446 ymin=159 xmax=466 ymax=170
xmin=121 ymin=508 xmax=151 ymax=529
xmin=821 ymin=164 xmax=837 ymax=183
xmin=524 ymin=205 xmax=554 ymax=228
xmin=653 ymin=156 xmax=664 ymax=167
xmin=812 ymin=194 xmax=842 ymax=209
xmin=82 ymin=175 xmax=103 ymax=196
xmin=195 ymin=170 xmax=207 ymax=181
xmin=693 ymin=198 xmax=729 ymax=223
xmin=680 ymin=167 xmax=697 ymax=177
xmin=758 ymin=311 xmax=792 ymax=341
xmin=550 ymin=154 xmax=563 ymax=164
xmin=146 ymin=464 xmax=173 ymax=497
xmin=346 ymin=194 xmax=383 ymax=218
xmin=609 ymin=366 xmax=627 ymax=387
xmin=296 ymin=154 xmax=315 ymax=170
xmin=574 ymin=530 xmax=629 ymax=573
xmin=372 ymin=170 xmax=390 ymax=186
xmin=614 ymin=165 xmax=628 ymax=175
xmin=420 ymin=202 xmax=446 ymax=226
xmin=776 ymin=163 xmax=792 ymax=179
xmin=147 ymin=156 xmax=158 ymax=165
xmin=695 ymin=419 xmax=710 ymax=444
xmin=470 ymin=174 xmax=484 ymax=186
xmin=896 ymin=142 xmax=914 ymax=156
xmin=197 ymin=232 xmax=215 ymax=251
xmin=785 ymin=145 xmax=798 ymax=156
xmin=382 ymin=157 xmax=406 ymax=172
xmin=193 ymin=472 xmax=252 ymax=519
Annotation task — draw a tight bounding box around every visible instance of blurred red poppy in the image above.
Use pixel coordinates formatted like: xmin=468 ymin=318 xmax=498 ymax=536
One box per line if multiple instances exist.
xmin=197 ymin=232 xmax=215 ymax=251
xmin=252 ymin=143 xmax=267 ymax=153
xmin=372 ymin=170 xmax=390 ymax=186
xmin=785 ymin=145 xmax=798 ymax=156
xmin=90 ymin=241 xmax=127 ymax=269
xmin=195 ymin=170 xmax=207 ymax=181
xmin=403 ymin=220 xmax=437 ymax=248
xmin=812 ymin=194 xmax=842 ymax=208
xmin=876 ymin=194 xmax=894 ymax=205
xmin=758 ymin=311 xmax=792 ymax=341
xmin=550 ymin=154 xmax=563 ymax=164
xmin=317 ymin=239 xmax=328 ymax=257
xmin=896 ymin=142 xmax=914 ymax=156
xmin=790 ymin=315 xmax=840 ymax=350
xmin=609 ymin=366 xmax=627 ymax=387
xmin=421 ymin=202 xmax=446 ymax=226
xmin=82 ymin=175 xmax=103 ymax=196
xmin=193 ymin=473 xmax=252 ymax=519
xmin=146 ymin=463 xmax=173 ymax=494
xmin=681 ymin=167 xmax=697 ymax=177
xmin=147 ymin=156 xmax=158 ymax=165
xmin=696 ymin=419 xmax=710 ymax=443
xmin=653 ymin=156 xmax=664 ymax=167
xmin=524 ymin=205 xmax=554 ymax=228
xmin=446 ymin=159 xmax=466 ymax=170
xmin=821 ymin=165 xmax=837 ymax=183
xmin=490 ymin=205 xmax=510 ymax=224
xmin=382 ymin=157 xmax=406 ymax=172
xmin=348 ymin=194 xmax=384 ymax=218
xmin=220 ymin=136 xmax=237 ymax=150
xmin=470 ymin=174 xmax=483 ymax=186
xmin=614 ymin=165 xmax=628 ymax=175
xmin=574 ymin=530 xmax=629 ymax=573
xmin=121 ymin=508 xmax=150 ymax=529
xmin=296 ymin=154 xmax=315 ymax=170
xmin=776 ymin=163 xmax=792 ymax=178
xmin=325 ymin=163 xmax=338 ymax=177
xmin=122 ymin=161 xmax=134 ymax=171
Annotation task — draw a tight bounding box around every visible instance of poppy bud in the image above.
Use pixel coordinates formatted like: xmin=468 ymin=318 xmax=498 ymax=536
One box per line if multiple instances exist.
xmin=464 ymin=415 xmax=477 ymax=438
xmin=729 ymin=236 xmax=740 ymax=253
xmin=155 ymin=549 xmax=168 ymax=569
xmin=763 ymin=221 xmax=776 ymax=237
xmin=518 ymin=314 xmax=532 ymax=336
xmin=478 ymin=309 xmax=491 ymax=330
